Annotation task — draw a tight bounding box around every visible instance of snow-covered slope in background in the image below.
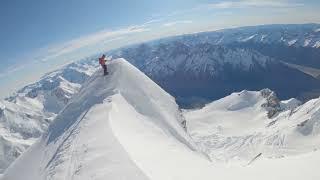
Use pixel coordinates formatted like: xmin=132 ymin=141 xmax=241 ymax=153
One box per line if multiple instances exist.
xmin=4 ymin=59 xmax=320 ymax=180
xmin=0 ymin=58 xmax=98 ymax=173
xmin=7 ymin=59 xmax=98 ymax=113
xmin=0 ymin=98 xmax=54 ymax=173
xmin=184 ymin=88 xmax=320 ymax=163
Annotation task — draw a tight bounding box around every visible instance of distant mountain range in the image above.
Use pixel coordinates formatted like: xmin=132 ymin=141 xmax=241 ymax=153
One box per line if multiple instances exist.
xmin=111 ymin=23 xmax=320 ymax=107
xmin=0 ymin=58 xmax=98 ymax=173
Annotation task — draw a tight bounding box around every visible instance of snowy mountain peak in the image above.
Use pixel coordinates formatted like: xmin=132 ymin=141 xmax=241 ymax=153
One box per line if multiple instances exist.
xmin=199 ymin=89 xmax=278 ymax=114
xmin=46 ymin=58 xmax=192 ymax=146
xmin=3 ymin=59 xmax=198 ymax=180
xmin=203 ymin=88 xmax=286 ymax=119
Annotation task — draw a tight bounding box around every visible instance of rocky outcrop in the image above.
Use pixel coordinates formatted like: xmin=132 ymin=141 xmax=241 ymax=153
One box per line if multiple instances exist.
xmin=260 ymin=89 xmax=282 ymax=118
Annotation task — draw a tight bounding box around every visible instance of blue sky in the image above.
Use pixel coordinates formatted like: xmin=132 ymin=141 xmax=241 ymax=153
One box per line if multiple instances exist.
xmin=1 ymin=0 xmax=320 ymax=98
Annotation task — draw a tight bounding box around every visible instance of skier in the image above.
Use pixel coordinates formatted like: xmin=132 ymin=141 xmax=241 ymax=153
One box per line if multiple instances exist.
xmin=99 ymin=54 xmax=108 ymax=75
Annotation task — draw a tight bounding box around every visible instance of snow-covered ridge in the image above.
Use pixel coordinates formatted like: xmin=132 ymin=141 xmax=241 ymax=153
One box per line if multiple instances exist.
xmin=2 ymin=59 xmax=199 ymax=180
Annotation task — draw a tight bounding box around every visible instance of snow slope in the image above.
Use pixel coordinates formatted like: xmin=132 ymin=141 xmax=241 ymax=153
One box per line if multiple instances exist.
xmin=184 ymin=89 xmax=320 ymax=164
xmin=4 ymin=59 xmax=320 ymax=180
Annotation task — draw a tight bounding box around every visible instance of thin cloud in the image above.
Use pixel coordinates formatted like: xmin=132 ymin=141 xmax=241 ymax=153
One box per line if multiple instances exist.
xmin=38 ymin=25 xmax=150 ymax=62
xmin=0 ymin=64 xmax=26 ymax=78
xmin=101 ymin=36 xmax=125 ymax=45
xmin=207 ymin=0 xmax=304 ymax=9
xmin=163 ymin=20 xmax=193 ymax=27
xmin=0 ymin=20 xmax=153 ymax=82
xmin=143 ymin=18 xmax=164 ymax=25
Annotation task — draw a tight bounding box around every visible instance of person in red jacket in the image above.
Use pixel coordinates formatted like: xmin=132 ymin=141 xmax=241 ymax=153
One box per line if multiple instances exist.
xmin=99 ymin=54 xmax=108 ymax=75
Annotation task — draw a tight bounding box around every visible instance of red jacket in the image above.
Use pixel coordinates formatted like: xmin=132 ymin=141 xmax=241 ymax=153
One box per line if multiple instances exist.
xmin=99 ymin=57 xmax=106 ymax=65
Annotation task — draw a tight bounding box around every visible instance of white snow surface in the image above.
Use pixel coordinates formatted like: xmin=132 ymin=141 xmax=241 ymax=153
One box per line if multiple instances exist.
xmin=185 ymin=89 xmax=320 ymax=164
xmin=4 ymin=59 xmax=320 ymax=180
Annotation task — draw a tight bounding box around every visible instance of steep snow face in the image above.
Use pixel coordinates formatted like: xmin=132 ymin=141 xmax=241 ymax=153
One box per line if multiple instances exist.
xmin=0 ymin=58 xmax=98 ymax=174
xmin=2 ymin=59 xmax=198 ymax=180
xmin=184 ymin=89 xmax=320 ymax=163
